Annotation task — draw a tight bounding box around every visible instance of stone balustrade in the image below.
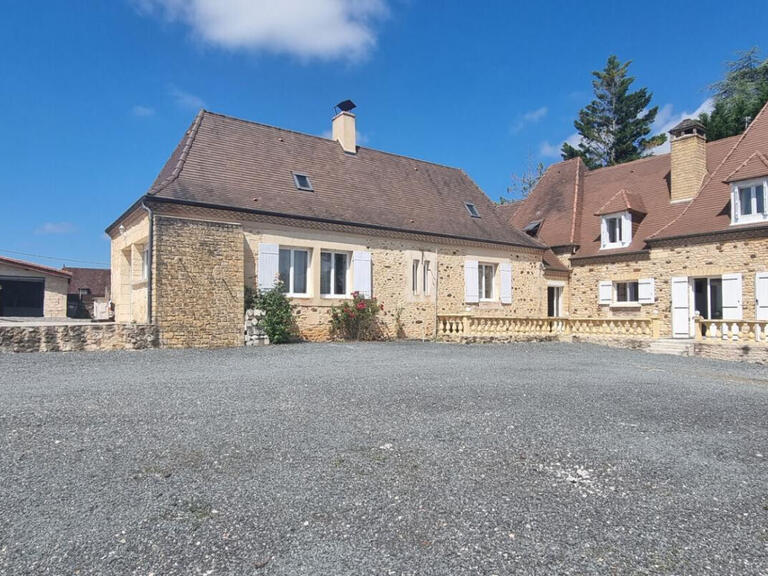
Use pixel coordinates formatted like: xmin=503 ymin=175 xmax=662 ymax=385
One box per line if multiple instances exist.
xmin=694 ymin=317 xmax=768 ymax=343
xmin=438 ymin=314 xmax=660 ymax=342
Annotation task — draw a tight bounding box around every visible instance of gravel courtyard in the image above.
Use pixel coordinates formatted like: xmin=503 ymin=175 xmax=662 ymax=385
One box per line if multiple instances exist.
xmin=1 ymin=342 xmax=767 ymax=575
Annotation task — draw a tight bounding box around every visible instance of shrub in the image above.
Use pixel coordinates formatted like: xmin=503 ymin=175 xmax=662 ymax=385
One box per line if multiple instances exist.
xmin=252 ymin=281 xmax=295 ymax=344
xmin=329 ymin=292 xmax=383 ymax=340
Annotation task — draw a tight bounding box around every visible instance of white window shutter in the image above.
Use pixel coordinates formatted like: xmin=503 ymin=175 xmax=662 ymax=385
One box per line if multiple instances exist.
xmin=598 ymin=281 xmax=612 ymax=305
xmin=756 ymin=272 xmax=768 ymax=320
xmin=499 ymin=262 xmax=513 ymax=304
xmin=352 ymin=251 xmax=372 ymax=298
xmin=732 ymin=187 xmax=740 ymax=222
xmin=622 ymin=212 xmax=632 ymax=246
xmin=722 ymin=273 xmax=743 ymax=320
xmin=257 ymin=243 xmax=279 ymax=291
xmin=638 ymin=278 xmax=655 ymax=304
xmin=600 ymin=217 xmax=607 ymax=248
xmin=464 ymin=260 xmax=479 ymax=303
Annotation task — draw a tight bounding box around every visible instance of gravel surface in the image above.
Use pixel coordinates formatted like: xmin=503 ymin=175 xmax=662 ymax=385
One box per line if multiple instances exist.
xmin=1 ymin=342 xmax=767 ymax=575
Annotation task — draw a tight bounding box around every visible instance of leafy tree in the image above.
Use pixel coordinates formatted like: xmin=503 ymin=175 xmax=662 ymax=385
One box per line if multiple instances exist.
xmin=253 ymin=281 xmax=295 ymax=344
xmin=561 ymin=55 xmax=666 ymax=168
xmin=698 ymin=48 xmax=768 ymax=141
xmin=499 ymin=154 xmax=545 ymax=203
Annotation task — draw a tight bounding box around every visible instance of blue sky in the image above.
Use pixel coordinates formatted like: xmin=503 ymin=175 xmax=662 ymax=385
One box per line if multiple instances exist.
xmin=1 ymin=1 xmax=767 ymax=268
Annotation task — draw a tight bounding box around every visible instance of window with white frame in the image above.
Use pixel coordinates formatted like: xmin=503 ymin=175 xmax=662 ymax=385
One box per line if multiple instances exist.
xmin=731 ymin=179 xmax=767 ymax=224
xmin=320 ymin=251 xmax=348 ymax=296
xmin=422 ymin=260 xmax=431 ymax=295
xmin=278 ymin=248 xmax=309 ymax=295
xmin=600 ymin=211 xmax=631 ymax=249
xmin=614 ymin=281 xmax=639 ymax=304
xmin=478 ymin=263 xmax=495 ymax=300
xmin=411 ymin=259 xmax=420 ymax=294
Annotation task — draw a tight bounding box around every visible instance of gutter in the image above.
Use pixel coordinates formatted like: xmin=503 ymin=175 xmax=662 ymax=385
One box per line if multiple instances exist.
xmin=141 ymin=201 xmax=153 ymax=324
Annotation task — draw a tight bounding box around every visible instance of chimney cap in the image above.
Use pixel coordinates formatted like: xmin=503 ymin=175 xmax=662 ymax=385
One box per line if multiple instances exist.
xmin=669 ymin=118 xmax=706 ymax=138
xmin=334 ymin=99 xmax=356 ymax=114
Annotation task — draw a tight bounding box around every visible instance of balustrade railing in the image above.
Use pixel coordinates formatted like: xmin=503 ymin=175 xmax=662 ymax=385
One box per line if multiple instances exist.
xmin=695 ymin=316 xmax=768 ymax=343
xmin=437 ymin=314 xmax=660 ymax=341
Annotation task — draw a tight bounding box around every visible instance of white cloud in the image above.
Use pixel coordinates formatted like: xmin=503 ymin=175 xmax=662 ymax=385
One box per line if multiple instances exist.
xmin=511 ymin=106 xmax=548 ymax=133
xmin=169 ymin=86 xmax=206 ymax=110
xmin=650 ymin=98 xmax=714 ymax=155
xmin=134 ymin=0 xmax=387 ymax=60
xmin=539 ymin=132 xmax=580 ymax=159
xmin=132 ymin=105 xmax=155 ymax=117
xmin=35 ymin=222 xmax=76 ymax=235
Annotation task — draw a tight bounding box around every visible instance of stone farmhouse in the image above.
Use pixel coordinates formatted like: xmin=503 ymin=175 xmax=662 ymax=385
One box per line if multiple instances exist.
xmin=106 ymin=100 xmax=768 ymax=358
xmin=107 ymin=106 xmax=562 ymax=347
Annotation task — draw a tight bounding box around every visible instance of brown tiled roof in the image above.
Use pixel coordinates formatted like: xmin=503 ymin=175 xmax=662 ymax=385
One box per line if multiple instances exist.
xmin=505 ymin=158 xmax=584 ymax=248
xmin=594 ymin=188 xmax=647 ymax=216
xmin=723 ymin=151 xmax=768 ymax=183
xmin=652 ymin=100 xmax=768 ymax=240
xmin=511 ymin=134 xmax=740 ymax=259
xmin=63 ymin=267 xmax=110 ymax=297
xmin=143 ymin=110 xmax=542 ymax=249
xmin=542 ymin=249 xmax=569 ymax=271
xmin=0 ymin=255 xmax=72 ymax=278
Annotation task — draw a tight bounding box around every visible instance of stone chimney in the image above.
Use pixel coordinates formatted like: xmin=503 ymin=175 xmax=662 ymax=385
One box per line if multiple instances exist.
xmin=669 ymin=118 xmax=707 ymax=203
xmin=332 ymin=111 xmax=356 ymax=154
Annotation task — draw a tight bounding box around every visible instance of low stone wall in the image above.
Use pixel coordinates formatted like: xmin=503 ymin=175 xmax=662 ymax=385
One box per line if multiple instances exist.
xmin=244 ymin=309 xmax=269 ymax=346
xmin=693 ymin=342 xmax=768 ymax=364
xmin=0 ymin=323 xmax=158 ymax=353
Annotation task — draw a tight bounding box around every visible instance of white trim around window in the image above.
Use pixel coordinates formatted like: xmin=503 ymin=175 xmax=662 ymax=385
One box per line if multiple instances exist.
xmin=731 ymin=178 xmax=768 ymax=225
xmin=612 ymin=280 xmax=640 ymax=307
xmin=478 ymin=263 xmax=495 ymax=301
xmin=278 ymin=247 xmax=310 ymax=296
xmin=600 ymin=211 xmax=631 ymax=250
xmin=320 ymin=250 xmax=350 ymax=297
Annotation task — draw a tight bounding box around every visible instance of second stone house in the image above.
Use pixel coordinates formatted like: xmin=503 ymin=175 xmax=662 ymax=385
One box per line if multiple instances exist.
xmin=107 ymin=105 xmax=548 ymax=347
xmin=503 ymin=101 xmax=768 ymax=341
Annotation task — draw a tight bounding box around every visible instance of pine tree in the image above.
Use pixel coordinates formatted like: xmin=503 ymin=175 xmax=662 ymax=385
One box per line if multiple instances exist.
xmin=698 ymin=48 xmax=768 ymax=141
xmin=561 ymin=56 xmax=666 ymax=168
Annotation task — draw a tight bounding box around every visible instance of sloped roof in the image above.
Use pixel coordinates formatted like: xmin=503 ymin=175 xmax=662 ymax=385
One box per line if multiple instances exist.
xmin=594 ymin=188 xmax=647 ymax=216
xmin=143 ymin=110 xmax=542 ymax=249
xmin=653 ymin=101 xmax=768 ymax=240
xmin=63 ymin=267 xmax=110 ymax=297
xmin=0 ymin=255 xmax=71 ymax=278
xmin=723 ymin=151 xmax=768 ymax=183
xmin=504 ymin=158 xmax=584 ymax=248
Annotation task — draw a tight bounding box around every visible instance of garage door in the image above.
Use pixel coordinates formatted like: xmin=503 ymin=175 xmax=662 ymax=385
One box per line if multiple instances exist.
xmin=0 ymin=277 xmax=44 ymax=317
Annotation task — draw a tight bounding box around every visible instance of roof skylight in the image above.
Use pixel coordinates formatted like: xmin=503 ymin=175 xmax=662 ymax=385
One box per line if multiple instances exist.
xmin=464 ymin=202 xmax=480 ymax=218
xmin=292 ymin=172 xmax=313 ymax=191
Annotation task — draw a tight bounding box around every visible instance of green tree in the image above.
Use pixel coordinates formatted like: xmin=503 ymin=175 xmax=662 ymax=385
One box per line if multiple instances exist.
xmin=698 ymin=48 xmax=768 ymax=141
xmin=561 ymin=56 xmax=666 ymax=169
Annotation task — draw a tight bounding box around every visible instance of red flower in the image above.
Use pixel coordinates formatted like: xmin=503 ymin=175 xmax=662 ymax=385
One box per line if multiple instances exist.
xmin=356 ymin=302 xmax=366 ymax=310
xmin=379 ymin=304 xmax=384 ymax=310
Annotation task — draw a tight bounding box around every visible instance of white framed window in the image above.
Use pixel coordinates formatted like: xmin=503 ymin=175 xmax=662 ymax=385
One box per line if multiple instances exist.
xmin=614 ymin=281 xmax=639 ymax=304
xmin=422 ymin=260 xmax=431 ymax=295
xmin=412 ymin=259 xmax=420 ymax=294
xmin=278 ymin=248 xmax=309 ymax=295
xmin=292 ymin=172 xmax=313 ymax=191
xmin=731 ymin=179 xmax=767 ymax=224
xmin=600 ymin=211 xmax=631 ymax=249
xmin=478 ymin=263 xmax=495 ymax=300
xmin=464 ymin=202 xmax=481 ymax=218
xmin=320 ymin=251 xmax=349 ymax=296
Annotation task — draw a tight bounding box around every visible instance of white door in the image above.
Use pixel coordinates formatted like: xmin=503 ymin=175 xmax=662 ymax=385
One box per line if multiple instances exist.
xmin=721 ymin=273 xmax=743 ymax=321
xmin=756 ymin=273 xmax=768 ymax=320
xmin=671 ymin=276 xmax=691 ymax=338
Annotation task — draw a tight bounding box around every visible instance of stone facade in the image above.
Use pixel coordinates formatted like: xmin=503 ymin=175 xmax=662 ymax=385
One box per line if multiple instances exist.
xmin=670 ymin=133 xmax=707 ymax=203
xmin=110 ymin=210 xmax=150 ymax=324
xmin=243 ymin=222 xmax=546 ymax=342
xmin=569 ymin=231 xmax=768 ymax=338
xmin=0 ymin=323 xmax=158 ymax=353
xmin=153 ymin=216 xmax=244 ymax=348
xmin=0 ymin=262 xmax=69 ymax=318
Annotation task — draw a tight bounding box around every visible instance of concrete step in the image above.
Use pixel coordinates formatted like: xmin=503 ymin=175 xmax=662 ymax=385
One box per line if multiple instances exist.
xmin=646 ymin=338 xmax=694 ymax=357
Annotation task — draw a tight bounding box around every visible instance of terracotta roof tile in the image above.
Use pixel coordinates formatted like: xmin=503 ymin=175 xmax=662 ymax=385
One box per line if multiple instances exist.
xmin=594 ymin=188 xmax=647 ymax=216
xmin=0 ymin=255 xmax=72 ymax=278
xmin=146 ymin=111 xmax=542 ymax=249
xmin=723 ymin=151 xmax=768 ymax=183
xmin=62 ymin=267 xmax=110 ymax=297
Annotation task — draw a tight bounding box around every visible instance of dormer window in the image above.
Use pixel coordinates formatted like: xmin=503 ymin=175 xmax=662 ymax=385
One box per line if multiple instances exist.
xmin=464 ymin=202 xmax=480 ymax=218
xmin=731 ymin=179 xmax=767 ymax=225
xmin=600 ymin=211 xmax=631 ymax=250
xmin=292 ymin=172 xmax=313 ymax=191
